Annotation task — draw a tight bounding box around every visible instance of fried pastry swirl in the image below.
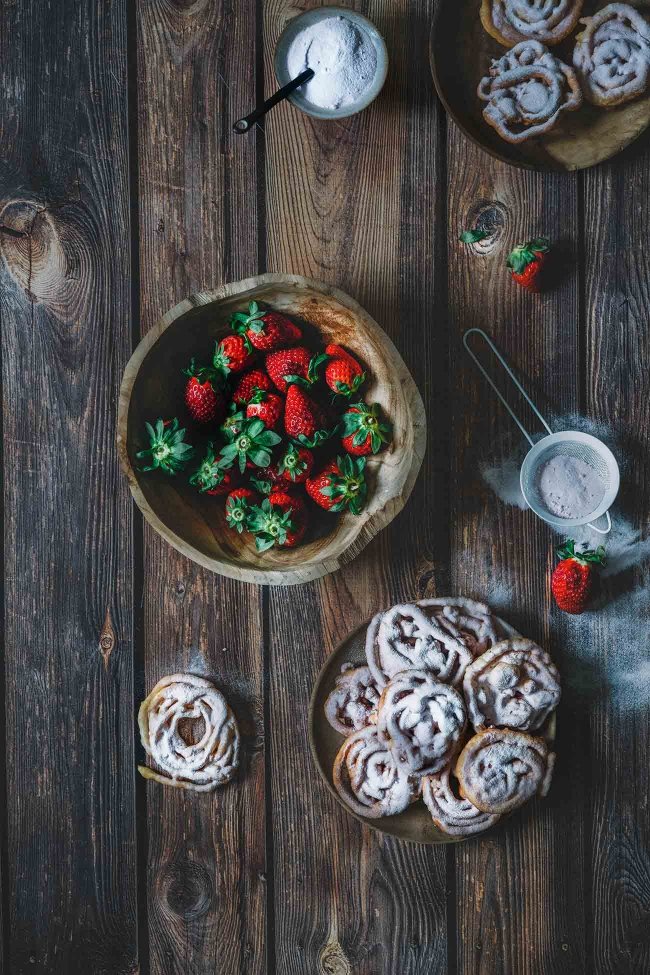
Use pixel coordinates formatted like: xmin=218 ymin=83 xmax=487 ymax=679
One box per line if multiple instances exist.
xmin=422 ymin=767 xmax=501 ymax=836
xmin=455 ymin=728 xmax=555 ymax=814
xmin=324 ymin=664 xmax=380 ymax=736
xmin=333 ymin=727 xmax=419 ymax=818
xmin=419 ymin=596 xmax=500 ymax=659
xmin=463 ymin=638 xmax=561 ymax=732
xmin=377 ymin=670 xmax=467 ymax=776
xmin=138 ymin=673 xmax=240 ymax=791
xmin=573 ymin=3 xmax=650 ymax=106
xmin=478 ymin=41 xmax=583 ymax=143
xmin=481 ymin=0 xmax=583 ymax=47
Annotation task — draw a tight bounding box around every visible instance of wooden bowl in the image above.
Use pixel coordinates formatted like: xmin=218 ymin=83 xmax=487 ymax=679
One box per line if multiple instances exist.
xmin=309 ymin=609 xmax=557 ymax=843
xmin=117 ymin=274 xmax=426 ymax=586
xmin=430 ymin=0 xmax=650 ymax=171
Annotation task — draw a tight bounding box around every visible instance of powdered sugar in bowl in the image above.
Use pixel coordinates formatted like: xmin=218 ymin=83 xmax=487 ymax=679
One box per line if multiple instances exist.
xmin=274 ymin=7 xmax=388 ymax=120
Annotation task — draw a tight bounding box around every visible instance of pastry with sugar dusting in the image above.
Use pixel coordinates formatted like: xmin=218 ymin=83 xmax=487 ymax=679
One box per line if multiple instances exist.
xmin=455 ymin=728 xmax=555 ymax=814
xmin=333 ymin=726 xmax=420 ymax=819
xmin=324 ymin=663 xmax=380 ymax=736
xmin=573 ymin=2 xmax=650 ymax=106
xmin=481 ymin=0 xmax=583 ymax=47
xmin=422 ymin=767 xmax=501 ymax=836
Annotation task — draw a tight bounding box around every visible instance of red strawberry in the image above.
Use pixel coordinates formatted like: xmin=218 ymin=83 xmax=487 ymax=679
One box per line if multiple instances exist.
xmin=231 ymin=301 xmax=302 ymax=352
xmin=249 ymin=465 xmax=283 ymax=495
xmin=189 ymin=442 xmax=237 ymax=495
xmin=324 ymin=345 xmax=365 ymax=396
xmin=183 ymin=363 xmax=226 ymax=425
xmin=212 ymin=334 xmax=254 ymax=376
xmin=265 ymin=347 xmax=324 ymax=393
xmin=507 ymin=237 xmax=550 ymax=293
xmin=306 ymin=455 xmax=367 ymax=514
xmin=232 ymin=369 xmax=273 ymax=405
xmin=225 ymin=486 xmax=259 ymax=533
xmin=269 ymin=490 xmax=307 ymax=547
xmin=248 ymin=493 xmax=307 ymax=550
xmin=278 ymin=444 xmax=314 ymax=483
xmin=341 ymin=402 xmax=392 ymax=456
xmin=246 ymin=390 xmax=284 ymax=430
xmin=284 ymin=385 xmax=336 ymax=447
xmin=551 ymin=539 xmax=605 ymax=614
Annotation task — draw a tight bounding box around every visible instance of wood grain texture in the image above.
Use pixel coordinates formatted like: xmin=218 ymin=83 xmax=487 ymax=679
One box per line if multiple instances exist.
xmin=264 ymin=2 xmax=450 ymax=971
xmin=582 ymin=149 xmax=650 ymax=974
xmin=136 ymin=1 xmax=266 ymax=972
xmin=0 ymin=0 xmax=137 ymax=972
xmin=446 ymin=123 xmax=587 ymax=973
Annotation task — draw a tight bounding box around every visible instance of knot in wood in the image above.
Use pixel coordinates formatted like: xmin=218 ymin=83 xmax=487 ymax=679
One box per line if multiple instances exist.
xmin=464 ymin=200 xmax=508 ymax=254
xmin=164 ymin=860 xmax=214 ymax=921
xmin=319 ymin=940 xmax=351 ymax=975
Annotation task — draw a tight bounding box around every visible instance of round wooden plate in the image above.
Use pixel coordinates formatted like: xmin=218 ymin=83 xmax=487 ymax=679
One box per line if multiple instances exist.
xmin=430 ymin=0 xmax=650 ymax=171
xmin=117 ymin=274 xmax=426 ymax=586
xmin=309 ymin=609 xmax=556 ymax=843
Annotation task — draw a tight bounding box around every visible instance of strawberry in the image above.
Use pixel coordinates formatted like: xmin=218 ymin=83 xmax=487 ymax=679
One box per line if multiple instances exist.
xmin=183 ymin=361 xmax=226 ymax=425
xmin=284 ymin=384 xmax=336 ymax=447
xmin=306 ymin=455 xmax=367 ymax=514
xmin=249 ymin=465 xmax=283 ymax=495
xmin=324 ymin=345 xmax=365 ymax=397
xmin=246 ymin=390 xmax=284 ymax=430
xmin=268 ymin=489 xmax=307 ymax=547
xmin=278 ymin=444 xmax=314 ymax=483
xmin=507 ymin=237 xmax=550 ymax=293
xmin=341 ymin=402 xmax=392 ymax=456
xmin=265 ymin=347 xmax=325 ymax=393
xmin=551 ymin=539 xmax=605 ymax=614
xmin=212 ymin=334 xmax=254 ymax=376
xmin=231 ymin=301 xmax=302 ymax=352
xmin=225 ymin=486 xmax=259 ymax=533
xmin=220 ymin=408 xmax=247 ymax=442
xmin=232 ymin=369 xmax=272 ymax=405
xmin=248 ymin=493 xmax=306 ymax=550
xmin=137 ymin=418 xmax=194 ymax=475
xmin=190 ymin=442 xmax=236 ymax=495
xmin=216 ymin=418 xmax=282 ymax=474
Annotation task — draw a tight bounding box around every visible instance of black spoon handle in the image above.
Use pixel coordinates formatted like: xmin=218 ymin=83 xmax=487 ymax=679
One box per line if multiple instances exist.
xmin=233 ymin=68 xmax=315 ymax=133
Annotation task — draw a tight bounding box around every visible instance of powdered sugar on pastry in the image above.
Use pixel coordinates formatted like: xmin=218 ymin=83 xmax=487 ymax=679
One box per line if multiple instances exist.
xmin=481 ymin=0 xmax=583 ymax=47
xmin=324 ymin=664 xmax=380 ymax=735
xmin=573 ymin=3 xmax=650 ymax=106
xmin=377 ymin=670 xmax=467 ymax=776
xmin=366 ymin=603 xmax=473 ymax=688
xmin=463 ymin=639 xmax=561 ymax=732
xmin=455 ymin=728 xmax=555 ymax=814
xmin=419 ymin=596 xmax=500 ymax=658
xmin=333 ymin=726 xmax=419 ymax=818
xmin=138 ymin=673 xmax=240 ymax=791
xmin=422 ymin=767 xmax=501 ymax=836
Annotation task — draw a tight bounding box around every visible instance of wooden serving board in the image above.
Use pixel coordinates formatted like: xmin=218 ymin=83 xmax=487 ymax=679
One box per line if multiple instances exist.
xmin=430 ymin=0 xmax=650 ymax=171
xmin=309 ymin=610 xmax=557 ymax=844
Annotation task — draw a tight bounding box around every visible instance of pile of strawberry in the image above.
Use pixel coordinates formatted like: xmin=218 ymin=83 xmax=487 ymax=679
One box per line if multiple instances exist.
xmin=137 ymin=301 xmax=392 ymax=551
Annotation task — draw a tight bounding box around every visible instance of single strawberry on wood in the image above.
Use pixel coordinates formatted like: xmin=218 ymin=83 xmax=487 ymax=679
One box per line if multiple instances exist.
xmin=551 ymin=539 xmax=605 ymax=614
xmin=306 ymin=455 xmax=367 ymax=514
xmin=507 ymin=237 xmax=550 ymax=293
xmin=284 ymin=384 xmax=336 ymax=448
xmin=231 ymin=301 xmax=302 ymax=352
xmin=341 ymin=402 xmax=392 ymax=456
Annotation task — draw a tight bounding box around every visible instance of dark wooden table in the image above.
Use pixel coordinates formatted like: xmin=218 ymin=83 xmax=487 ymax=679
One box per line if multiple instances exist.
xmin=1 ymin=1 xmax=649 ymax=973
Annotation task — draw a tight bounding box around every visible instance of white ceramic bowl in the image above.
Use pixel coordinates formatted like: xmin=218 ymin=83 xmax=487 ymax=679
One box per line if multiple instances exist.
xmin=274 ymin=7 xmax=388 ymax=121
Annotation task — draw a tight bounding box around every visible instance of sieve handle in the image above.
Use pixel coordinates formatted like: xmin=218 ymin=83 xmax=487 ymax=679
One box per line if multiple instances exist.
xmin=463 ymin=328 xmax=553 ymax=447
xmin=587 ymin=511 xmax=612 ymax=535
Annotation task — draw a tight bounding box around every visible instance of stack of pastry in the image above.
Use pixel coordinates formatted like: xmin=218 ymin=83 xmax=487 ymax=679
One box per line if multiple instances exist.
xmin=476 ymin=1 xmax=650 ymax=144
xmin=326 ymin=598 xmax=560 ymax=838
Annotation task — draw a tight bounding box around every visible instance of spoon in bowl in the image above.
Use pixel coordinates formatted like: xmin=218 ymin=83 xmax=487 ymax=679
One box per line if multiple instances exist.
xmin=233 ymin=68 xmax=314 ymax=134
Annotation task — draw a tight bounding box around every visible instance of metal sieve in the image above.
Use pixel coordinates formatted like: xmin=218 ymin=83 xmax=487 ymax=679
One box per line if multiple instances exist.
xmin=463 ymin=329 xmax=619 ymax=535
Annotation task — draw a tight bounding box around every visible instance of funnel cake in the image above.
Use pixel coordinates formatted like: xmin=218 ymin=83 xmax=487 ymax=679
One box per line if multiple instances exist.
xmin=455 ymin=728 xmax=555 ymax=814
xmin=419 ymin=597 xmax=500 ymax=658
xmin=481 ymin=0 xmax=583 ymax=47
xmin=377 ymin=670 xmax=467 ymax=776
xmin=573 ymin=3 xmax=650 ymax=106
xmin=478 ymin=41 xmax=583 ymax=143
xmin=333 ymin=726 xmax=420 ymax=818
xmin=422 ymin=767 xmax=501 ymax=836
xmin=138 ymin=674 xmax=240 ymax=791
xmin=463 ymin=638 xmax=561 ymax=732
xmin=365 ymin=603 xmax=474 ymax=688
xmin=324 ymin=664 xmax=380 ymax=736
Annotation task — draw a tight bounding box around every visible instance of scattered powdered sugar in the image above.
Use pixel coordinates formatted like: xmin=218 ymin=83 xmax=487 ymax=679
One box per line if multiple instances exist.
xmin=481 ymin=456 xmax=528 ymax=509
xmin=286 ymin=15 xmax=378 ymax=111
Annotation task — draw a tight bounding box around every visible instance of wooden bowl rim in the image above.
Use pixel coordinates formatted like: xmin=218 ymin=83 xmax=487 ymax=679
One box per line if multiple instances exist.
xmin=429 ymin=1 xmax=650 ymax=173
xmin=309 ymin=607 xmax=557 ymax=844
xmin=117 ymin=273 xmax=427 ymax=586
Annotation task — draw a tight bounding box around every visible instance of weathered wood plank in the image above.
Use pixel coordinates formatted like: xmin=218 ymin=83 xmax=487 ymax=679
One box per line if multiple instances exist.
xmin=135 ymin=1 xmax=266 ymax=973
xmin=264 ymin=2 xmax=449 ymax=972
xmin=0 ymin=0 xmax=137 ymax=971
xmin=582 ymin=151 xmax=650 ymax=975
xmin=446 ymin=125 xmax=587 ymax=973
